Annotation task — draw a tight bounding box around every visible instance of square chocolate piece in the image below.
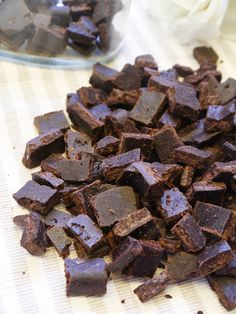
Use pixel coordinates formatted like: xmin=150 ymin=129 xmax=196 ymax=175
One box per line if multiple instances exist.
xmin=34 ymin=110 xmax=70 ymax=134
xmin=32 ymin=171 xmax=64 ymax=190
xmin=65 ymin=130 xmax=93 ymax=160
xmin=46 ymin=226 xmax=72 ymax=258
xmin=41 ymin=153 xmax=65 ymax=177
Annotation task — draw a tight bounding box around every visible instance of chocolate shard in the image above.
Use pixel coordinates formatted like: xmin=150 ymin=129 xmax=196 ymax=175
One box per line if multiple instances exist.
xmin=64 ymin=258 xmax=108 ymax=296
xmin=67 ymin=22 xmax=96 ymax=45
xmin=222 ymin=142 xmax=236 ymax=160
xmin=151 ymin=162 xmax=183 ymax=184
xmin=207 ymin=275 xmax=236 ymax=311
xmin=171 ymin=213 xmax=206 ymax=253
xmin=186 ymin=181 xmax=226 ymax=206
xmin=65 ymin=129 xmax=92 ymax=160
xmin=133 ymin=271 xmax=172 ymax=303
xmin=107 ymin=88 xmax=139 ymax=109
xmin=32 ymin=171 xmax=64 ymax=190
xmin=157 ymin=109 xmax=182 ymax=130
xmin=97 ymin=21 xmax=114 ymax=53
xmin=159 ymin=237 xmax=181 ymax=254
xmin=89 ymin=63 xmax=118 ymax=92
xmin=100 ymin=148 xmax=142 ymax=182
xmin=94 ymin=135 xmax=120 ymax=156
xmin=215 ymin=253 xmax=236 ymax=277
xmin=42 ymin=209 xmax=72 ymax=229
xmin=173 ymin=64 xmax=194 ymax=77
xmin=173 ymin=145 xmax=212 ymax=170
xmin=77 ymin=86 xmax=107 ymax=107
xmin=157 ymin=187 xmax=192 ymax=222
xmin=60 ymin=184 xmax=81 ymax=206
xmin=107 ymin=236 xmax=144 ymax=273
xmin=135 ymin=54 xmax=157 ymax=69
xmin=113 ymin=208 xmax=153 ymax=237
xmin=78 ymin=16 xmax=99 ymax=36
xmin=148 ymin=75 xmax=178 ymax=94
xmin=34 ymin=110 xmax=70 ymax=134
xmin=112 ymin=64 xmax=143 ymax=91
xmin=193 ymin=201 xmax=233 ymax=239
xmin=198 ymin=76 xmax=220 ymax=110
xmin=167 ymin=85 xmax=200 ymax=122
xmin=198 ymin=240 xmax=233 ymax=276
xmin=202 ymin=161 xmax=236 ymax=182
xmin=129 ymin=89 xmax=166 ymax=126
xmin=41 ymin=153 xmax=65 ymax=177
xmin=91 ymin=186 xmax=137 ymax=228
xmin=22 ymin=130 xmax=65 ymax=169
xmin=46 ymin=226 xmax=72 ymax=258
xmin=180 ymin=166 xmax=194 ymax=189
xmin=124 ymin=240 xmax=163 ymax=278
xmin=20 ymin=214 xmax=47 ymax=256
xmin=218 ymin=78 xmax=236 ymax=105
xmin=153 ymin=126 xmax=183 ymax=164
xmin=193 ymin=46 xmax=218 ymax=65
xmin=68 ymin=39 xmax=96 ymax=55
xmin=13 ymin=180 xmax=59 ymax=214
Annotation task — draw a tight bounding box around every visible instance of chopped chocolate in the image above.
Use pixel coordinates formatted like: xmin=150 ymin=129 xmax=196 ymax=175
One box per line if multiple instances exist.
xmin=92 ymin=0 xmax=122 ymax=24
xmin=32 ymin=171 xmax=64 ymax=190
xmin=148 ymin=76 xmax=178 ymax=94
xmin=157 ymin=187 xmax=192 ymax=222
xmin=77 ymin=86 xmax=107 ymax=107
xmin=13 ymin=180 xmax=59 ymax=214
xmin=152 ymin=162 xmax=183 ymax=184
xmin=13 ymin=214 xmax=29 ymax=228
xmin=215 ymin=253 xmax=236 ymax=277
xmin=42 ymin=209 xmax=72 ymax=229
xmin=112 ymin=64 xmax=143 ymax=91
xmin=207 ymin=275 xmax=236 ymax=311
xmin=65 ymin=130 xmax=92 ymax=160
xmin=89 ymin=63 xmax=118 ymax=92
xmin=22 ymin=130 xmax=65 ymax=169
xmin=159 ymin=69 xmax=178 ymax=81
xmin=153 ymin=126 xmax=183 ymax=163
xmin=67 ymin=22 xmax=95 ymax=45
xmin=198 ymin=76 xmax=220 ymax=109
xmin=70 ymin=3 xmax=92 ymax=21
xmin=100 ymin=148 xmax=142 ymax=182
xmin=134 ymin=271 xmax=171 ymax=303
xmin=68 ymin=39 xmax=96 ymax=55
xmin=132 ymin=219 xmax=162 ymax=241
xmin=98 ymin=22 xmax=113 ymax=52
xmin=193 ymin=202 xmax=233 ymax=239
xmin=41 ymin=153 xmax=65 ymax=177
xmin=135 ymin=54 xmax=157 ymax=70
xmin=47 ymin=226 xmax=72 ymax=258
xmin=108 ymin=236 xmax=143 ymax=273
xmin=50 ymin=5 xmax=70 ymax=28
xmin=90 ymin=103 xmax=112 ymax=121
xmin=34 ymin=110 xmax=70 ymax=135
xmin=187 ymin=181 xmax=226 ymax=205
xmin=78 ymin=16 xmax=98 ymax=36
xmin=60 ymin=184 xmax=80 ymax=206
xmin=171 ymin=213 xmax=206 ymax=253
xmin=94 ymin=136 xmax=120 ymax=156
xmin=159 ymin=237 xmax=181 ymax=254
xmin=222 ymin=142 xmax=236 ymax=160
xmin=91 ymin=186 xmax=137 ymax=228
xmin=64 ymin=258 xmax=108 ymax=296
xmin=129 ymin=89 xmax=166 ymax=126
xmin=198 ymin=240 xmax=233 ymax=276
xmin=202 ymin=161 xmax=236 ymax=182
xmin=173 ymin=145 xmax=212 ymax=170
xmin=193 ymin=46 xmax=218 ymax=65
xmin=158 ymin=110 xmax=182 ymax=130
xmin=107 ymin=89 xmax=139 ymax=109
xmin=113 ymin=208 xmax=153 ymax=237
xmin=173 ymin=64 xmax=194 ymax=77
xmin=180 ymin=166 xmax=194 ymax=189
xmin=218 ymin=78 xmax=236 ymax=105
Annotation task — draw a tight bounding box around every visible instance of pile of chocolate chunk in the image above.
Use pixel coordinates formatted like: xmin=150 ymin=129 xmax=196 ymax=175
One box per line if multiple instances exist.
xmin=13 ymin=46 xmax=236 ymax=311
xmin=0 ymin=0 xmax=122 ymax=56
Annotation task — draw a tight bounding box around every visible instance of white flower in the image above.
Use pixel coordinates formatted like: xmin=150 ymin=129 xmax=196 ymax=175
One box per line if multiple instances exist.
xmin=148 ymin=0 xmax=236 ymax=43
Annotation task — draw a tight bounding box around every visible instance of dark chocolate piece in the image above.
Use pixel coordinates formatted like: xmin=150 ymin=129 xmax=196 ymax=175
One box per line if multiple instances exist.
xmin=89 ymin=103 xmax=112 ymax=122
xmin=173 ymin=64 xmax=194 ymax=77
xmin=129 ymin=89 xmax=166 ymax=126
xmin=78 ymin=16 xmax=98 ymax=36
xmin=157 ymin=187 xmax=192 ymax=222
xmin=50 ymin=5 xmax=70 ymax=28
xmin=13 ymin=180 xmax=59 ymax=214
xmin=151 ymin=162 xmax=183 ymax=184
xmin=60 ymin=184 xmax=81 ymax=206
xmin=93 ymin=0 xmax=122 ymax=24
xmin=67 ymin=22 xmax=95 ymax=45
xmin=107 ymin=89 xmax=139 ymax=109
xmin=218 ymin=78 xmax=236 ymax=105
xmin=91 ymin=186 xmax=137 ymax=228
xmin=198 ymin=75 xmax=220 ymax=109
xmin=47 ymin=226 xmax=72 ymax=258
xmin=42 ymin=209 xmax=72 ymax=229
xmin=70 ymin=3 xmax=92 ymax=21
xmin=132 ymin=219 xmax=162 ymax=241
xmin=32 ymin=171 xmax=64 ymax=190
xmin=135 ymin=54 xmax=157 ymax=69
xmin=94 ymin=136 xmax=120 ymax=156
xmin=215 ymin=253 xmax=236 ymax=277
xmin=202 ymin=161 xmax=236 ymax=182
xmin=107 ymin=236 xmax=143 ymax=273
xmin=89 ymin=62 xmax=118 ymax=92
xmin=64 ymin=258 xmax=108 ymax=296
xmin=180 ymin=166 xmax=194 ymax=189
xmin=193 ymin=201 xmax=233 ymax=239
xmin=171 ymin=213 xmax=206 ymax=253
xmin=68 ymin=39 xmax=96 ymax=55
xmin=13 ymin=214 xmax=29 ymax=228
xmin=159 ymin=237 xmax=181 ymax=254
xmin=34 ymin=110 xmax=70 ymax=135
xmin=159 ymin=68 xmax=178 ymax=81
xmin=41 ymin=153 xmax=65 ymax=177
xmin=148 ymin=75 xmax=178 ymax=93
xmin=98 ymin=21 xmax=113 ymax=53
xmin=65 ymin=130 xmax=92 ymax=160
xmin=222 ymin=142 xmax=236 ymax=160
xmin=198 ymin=240 xmax=233 ymax=276
xmin=77 ymin=86 xmax=107 ymax=107
xmin=112 ymin=64 xmax=143 ymax=91
xmin=158 ymin=110 xmax=182 ymax=130
xmin=22 ymin=130 xmax=65 ymax=169
xmin=193 ymin=46 xmax=218 ymax=65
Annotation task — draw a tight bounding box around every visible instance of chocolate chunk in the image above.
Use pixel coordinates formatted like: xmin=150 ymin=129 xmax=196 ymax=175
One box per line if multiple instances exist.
xmin=207 ymin=275 xmax=236 ymax=311
xmin=41 ymin=153 xmax=65 ymax=177
xmin=173 ymin=64 xmax=194 ymax=77
xmin=68 ymin=39 xmax=96 ymax=55
xmin=89 ymin=63 xmax=118 ymax=92
xmin=222 ymin=142 xmax=236 ymax=160
xmin=34 ymin=110 xmax=70 ymax=135
xmin=77 ymin=86 xmax=107 ymax=107
xmin=47 ymin=226 xmax=72 ymax=258
xmin=92 ymin=0 xmax=122 ymax=24
xmin=193 ymin=46 xmax=218 ymax=65
xmin=89 ymin=103 xmax=112 ymax=122
xmin=135 ymin=54 xmax=157 ymax=70
xmin=22 ymin=130 xmax=65 ymax=169
xmin=107 ymin=236 xmax=143 ymax=273
xmin=158 ymin=110 xmax=182 ymax=130
xmin=193 ymin=202 xmax=233 ymax=239
xmin=113 ymin=208 xmax=153 ymax=237
xmin=112 ymin=64 xmax=143 ymax=91
xmin=171 ymin=213 xmax=206 ymax=253
xmin=218 ymin=78 xmax=236 ymax=105
xmin=148 ymin=76 xmax=178 ymax=94
xmin=65 ymin=130 xmax=92 ymax=160
xmin=13 ymin=180 xmax=59 ymax=214
xmin=32 ymin=171 xmax=64 ymax=190
xmin=67 ymin=22 xmax=95 ymax=45
xmin=64 ymin=258 xmax=108 ymax=296
xmin=153 ymin=126 xmax=183 ymax=163
xmin=13 ymin=214 xmax=29 ymax=228
xmin=142 ymin=67 xmax=159 ymax=86
xmin=159 ymin=69 xmax=178 ymax=81
xmin=202 ymin=161 xmax=236 ymax=182
xmin=118 ymin=133 xmax=154 ymax=160
xmin=159 ymin=237 xmax=181 ymax=254
xmin=118 ymin=161 xmax=165 ymax=201
xmin=167 ymin=85 xmax=200 ymax=121
xmin=173 ymin=145 xmax=212 ymax=170
xmin=60 ymin=184 xmax=81 ymax=206
xmin=178 ymin=119 xmax=221 ymax=147
xmin=78 ymin=16 xmax=98 ymax=36
xmin=152 ymin=162 xmax=183 ymax=184
xmin=157 ymin=187 xmax=192 ymax=222
xmin=94 ymin=136 xmax=120 ymax=156
xmin=66 ymin=214 xmax=105 ymax=256
xmin=100 ymin=148 xmax=142 ymax=182
xmin=134 ymin=271 xmax=171 ymax=303
xmin=166 ymin=252 xmax=199 ymax=281
xmin=70 ymin=3 xmax=92 ymax=21
xmin=91 ymin=186 xmax=137 ymax=228
xmin=50 ymin=5 xmax=70 ymax=28
xmin=205 ymin=101 xmax=236 ymax=132
xmin=132 ymin=218 xmax=162 ymax=241
xmin=97 ymin=21 xmax=113 ymax=53
xmin=129 ymin=89 xmax=166 ymax=126
xmin=187 ymin=181 xmax=226 ymax=205
xmin=107 ymin=89 xmax=139 ymax=109
xmin=42 ymin=209 xmax=72 ymax=229
xmin=180 ymin=166 xmax=194 ymax=189
xmin=198 ymin=240 xmax=233 ymax=276
xmin=124 ymin=240 xmax=163 ymax=278
xmin=20 ymin=213 xmax=47 ymax=256
xmin=66 ymin=93 xmax=104 ymax=142
xmin=215 ymin=253 xmax=236 ymax=277
xmin=198 ymin=76 xmax=220 ymax=109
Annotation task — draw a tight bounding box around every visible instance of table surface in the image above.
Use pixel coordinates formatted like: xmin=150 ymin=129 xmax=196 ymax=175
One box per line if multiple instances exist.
xmin=0 ymin=2 xmax=235 ymax=314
